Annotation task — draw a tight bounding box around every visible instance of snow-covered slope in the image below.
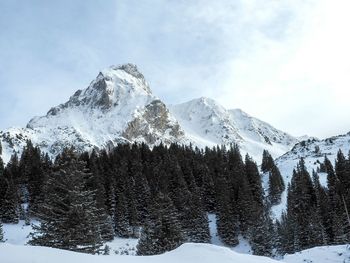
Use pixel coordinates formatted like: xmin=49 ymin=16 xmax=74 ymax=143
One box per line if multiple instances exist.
xmin=0 ymin=64 xmax=297 ymax=163
xmin=283 ymin=245 xmax=350 ymax=263
xmin=269 ymin=132 xmax=350 ymax=218
xmin=0 ymin=243 xmax=280 ymax=263
xmin=1 ymin=243 xmax=348 ymax=263
xmin=170 ymin=97 xmax=297 ymax=161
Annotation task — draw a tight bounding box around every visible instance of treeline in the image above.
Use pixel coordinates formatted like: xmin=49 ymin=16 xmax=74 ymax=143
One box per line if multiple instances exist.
xmin=0 ymin=141 xmax=349 ymax=256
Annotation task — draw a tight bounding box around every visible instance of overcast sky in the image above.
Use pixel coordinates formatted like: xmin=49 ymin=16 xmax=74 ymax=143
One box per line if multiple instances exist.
xmin=0 ymin=0 xmax=349 ymax=139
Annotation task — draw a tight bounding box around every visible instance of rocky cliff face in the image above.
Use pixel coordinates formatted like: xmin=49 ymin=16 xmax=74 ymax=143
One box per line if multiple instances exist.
xmin=0 ymin=64 xmax=297 ymax=163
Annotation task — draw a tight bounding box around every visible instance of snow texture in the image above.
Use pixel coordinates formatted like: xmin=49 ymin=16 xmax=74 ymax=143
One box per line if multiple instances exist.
xmin=0 ymin=243 xmax=280 ymax=263
xmin=1 ymin=242 xmax=349 ymax=263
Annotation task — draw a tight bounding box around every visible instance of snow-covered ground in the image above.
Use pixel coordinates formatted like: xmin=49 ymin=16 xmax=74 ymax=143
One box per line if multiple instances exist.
xmin=2 ymin=218 xmax=350 ymax=262
xmin=3 ymin=221 xmax=139 ymax=256
xmin=0 ymin=243 xmax=280 ymax=263
xmin=1 ymin=242 xmax=349 ymax=263
xmin=283 ymin=245 xmax=350 ymax=263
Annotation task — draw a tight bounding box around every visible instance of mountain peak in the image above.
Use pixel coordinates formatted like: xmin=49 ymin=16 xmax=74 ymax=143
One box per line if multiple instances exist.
xmin=110 ymin=63 xmax=145 ymax=80
xmin=40 ymin=64 xmax=153 ymax=118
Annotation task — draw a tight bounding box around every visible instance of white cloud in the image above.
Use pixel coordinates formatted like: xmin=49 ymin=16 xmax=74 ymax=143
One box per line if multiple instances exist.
xmin=0 ymin=0 xmax=349 ymax=138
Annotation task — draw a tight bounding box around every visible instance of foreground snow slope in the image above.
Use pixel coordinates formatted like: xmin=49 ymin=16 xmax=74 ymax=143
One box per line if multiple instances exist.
xmin=0 ymin=64 xmax=297 ymax=164
xmin=1 ymin=243 xmax=349 ymax=263
xmin=283 ymin=245 xmax=350 ymax=263
xmin=0 ymin=243 xmax=279 ymax=263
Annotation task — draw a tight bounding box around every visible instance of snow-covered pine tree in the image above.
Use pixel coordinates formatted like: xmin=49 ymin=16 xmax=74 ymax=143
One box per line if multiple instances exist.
xmin=250 ymin=209 xmax=274 ymax=256
xmin=261 ymin=150 xmax=274 ymax=173
xmin=245 ymin=154 xmax=264 ymax=208
xmin=28 ymin=150 xmax=103 ymax=254
xmin=311 ymin=170 xmax=329 ymax=245
xmin=137 ymin=193 xmax=184 ymax=255
xmin=334 ymin=150 xmax=350 ymax=240
xmin=215 ymin=170 xmax=239 ymax=246
xmin=268 ymin=164 xmax=285 ymax=205
xmin=0 ymin=167 xmax=20 ymax=223
xmin=279 ymin=159 xmax=318 ymax=252
xmin=0 ymin=221 xmax=4 ymax=242
xmin=19 ymin=140 xmax=45 ymax=216
xmin=183 ymin=185 xmax=210 ymax=243
xmin=261 ymin=150 xmax=285 ymax=205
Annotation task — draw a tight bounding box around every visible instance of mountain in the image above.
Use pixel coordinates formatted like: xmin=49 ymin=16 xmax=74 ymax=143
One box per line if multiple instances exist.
xmin=169 ymin=97 xmax=297 ymax=160
xmin=266 ymin=132 xmax=350 ymax=219
xmin=0 ymin=63 xmax=297 ymax=163
xmin=0 ymin=64 xmax=187 ymax=163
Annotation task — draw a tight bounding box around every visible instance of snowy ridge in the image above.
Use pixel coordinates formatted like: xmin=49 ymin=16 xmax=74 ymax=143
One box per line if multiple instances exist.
xmin=0 ymin=64 xmax=297 ymax=163
xmin=283 ymin=245 xmax=350 ymax=263
xmin=270 ymin=132 xmax=350 ymax=219
xmin=170 ymin=97 xmax=297 ymax=161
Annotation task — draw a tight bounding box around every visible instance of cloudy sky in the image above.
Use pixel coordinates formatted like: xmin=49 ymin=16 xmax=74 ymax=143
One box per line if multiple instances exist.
xmin=0 ymin=0 xmax=349 ymax=138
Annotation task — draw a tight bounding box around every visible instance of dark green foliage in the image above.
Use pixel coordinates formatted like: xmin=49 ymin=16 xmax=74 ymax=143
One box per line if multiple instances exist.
xmin=262 ymin=150 xmax=285 ymax=205
xmin=137 ymin=193 xmax=184 ymax=255
xmin=19 ymin=141 xmax=48 ymax=215
xmin=261 ymin=150 xmax=275 ymax=173
xmin=268 ymin=165 xmax=285 ymax=205
xmin=0 ymin=221 xmax=4 ymax=242
xmin=278 ymin=159 xmax=325 ymax=254
xmin=250 ymin=209 xmax=274 ymax=256
xmin=0 ymin=168 xmax=20 ymax=223
xmin=28 ymin=152 xmax=103 ymax=254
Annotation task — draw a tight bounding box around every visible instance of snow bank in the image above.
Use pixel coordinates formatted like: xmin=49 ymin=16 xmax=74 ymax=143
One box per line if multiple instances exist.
xmin=283 ymin=245 xmax=350 ymax=263
xmin=0 ymin=243 xmax=280 ymax=263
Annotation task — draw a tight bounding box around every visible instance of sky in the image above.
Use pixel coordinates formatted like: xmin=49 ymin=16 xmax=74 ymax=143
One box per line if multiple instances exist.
xmin=0 ymin=0 xmax=349 ymax=139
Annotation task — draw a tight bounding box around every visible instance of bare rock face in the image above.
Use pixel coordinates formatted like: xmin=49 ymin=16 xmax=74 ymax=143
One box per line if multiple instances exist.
xmin=122 ymin=99 xmax=185 ymax=145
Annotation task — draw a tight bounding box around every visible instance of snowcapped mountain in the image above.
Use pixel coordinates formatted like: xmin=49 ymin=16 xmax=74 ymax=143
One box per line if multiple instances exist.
xmin=0 ymin=64 xmax=186 ymax=163
xmin=0 ymin=63 xmax=297 ymax=163
xmin=268 ymin=132 xmax=350 ymax=219
xmin=170 ymin=98 xmax=297 ymax=161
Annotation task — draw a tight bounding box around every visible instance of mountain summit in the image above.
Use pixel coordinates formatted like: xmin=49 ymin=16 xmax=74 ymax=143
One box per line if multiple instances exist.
xmin=0 ymin=64 xmax=297 ymax=163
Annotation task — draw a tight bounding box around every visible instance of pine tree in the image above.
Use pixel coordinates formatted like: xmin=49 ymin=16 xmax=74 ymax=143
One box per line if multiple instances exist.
xmin=261 ymin=150 xmax=274 ymax=173
xmin=137 ymin=193 xmax=184 ymax=255
xmin=114 ymin=192 xmax=131 ymax=237
xmin=334 ymin=150 xmax=350 ymax=240
xmin=183 ymin=186 xmax=210 ymax=243
xmin=0 ymin=221 xmax=4 ymax=242
xmin=29 ymin=154 xmax=103 ymax=254
xmin=280 ymin=159 xmax=317 ymax=252
xmin=311 ymin=170 xmax=329 ymax=245
xmin=268 ymin=165 xmax=285 ymax=205
xmin=250 ymin=209 xmax=274 ymax=256
xmin=19 ymin=141 xmax=46 ymax=215
xmin=261 ymin=150 xmax=285 ymax=205
xmin=215 ymin=171 xmax=239 ymax=246
xmin=0 ymin=168 xmax=20 ymax=223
